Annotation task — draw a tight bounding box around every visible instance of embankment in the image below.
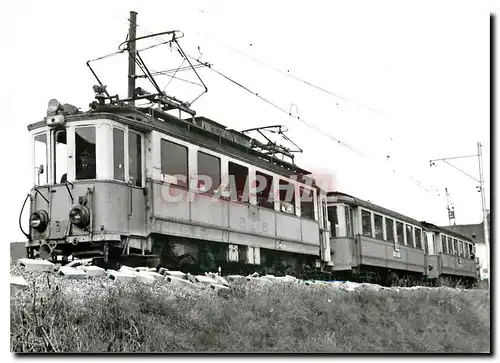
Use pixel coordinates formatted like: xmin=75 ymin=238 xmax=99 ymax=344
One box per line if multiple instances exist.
xmin=10 ymin=265 xmax=490 ymax=353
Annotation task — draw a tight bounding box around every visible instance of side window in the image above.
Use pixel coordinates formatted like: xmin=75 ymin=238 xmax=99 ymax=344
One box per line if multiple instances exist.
xmin=129 ymin=132 xmax=142 ymax=187
xmin=424 ymin=233 xmax=429 ymax=254
xmin=255 ymin=171 xmax=274 ymax=209
xmin=361 ymin=210 xmax=372 ymax=237
xmin=385 ymin=218 xmax=395 ymax=242
xmin=113 ymin=128 xmax=125 ymax=181
xmin=228 ymin=162 xmax=249 ymax=202
xmin=415 ymin=228 xmax=422 ymax=249
xmin=279 ymin=179 xmax=295 ymax=214
xmin=453 ymin=238 xmax=458 ymax=256
xmin=161 ymin=139 xmax=188 ymax=187
xmin=345 ymin=206 xmax=353 ymax=237
xmin=75 ymin=126 xmax=96 ymax=180
xmin=406 ymin=225 xmax=414 ymax=247
xmin=34 ymin=133 xmax=48 ymax=185
xmin=197 ymin=151 xmax=221 ymax=194
xmin=441 ymin=235 xmax=447 ymax=253
xmin=396 ymin=222 xmax=404 ymax=245
xmin=374 ymin=214 xmax=384 ymax=239
xmin=300 ymin=187 xmax=315 ymax=220
xmin=328 ymin=206 xmax=338 ymax=237
xmin=459 ymin=240 xmax=464 ymax=257
xmin=447 ymin=237 xmax=452 ymax=255
xmin=54 ymin=130 xmax=67 ymax=184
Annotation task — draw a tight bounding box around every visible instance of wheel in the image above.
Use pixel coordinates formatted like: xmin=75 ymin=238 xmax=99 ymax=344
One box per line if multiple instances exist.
xmin=39 ymin=244 xmax=51 ymax=260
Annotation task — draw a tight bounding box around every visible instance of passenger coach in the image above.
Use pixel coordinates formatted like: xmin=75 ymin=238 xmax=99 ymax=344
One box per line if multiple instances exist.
xmin=326 ymin=192 xmax=477 ymax=285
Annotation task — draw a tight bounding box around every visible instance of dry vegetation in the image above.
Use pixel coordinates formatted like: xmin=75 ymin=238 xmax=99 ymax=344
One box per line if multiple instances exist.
xmin=10 ymin=264 xmax=490 ymax=353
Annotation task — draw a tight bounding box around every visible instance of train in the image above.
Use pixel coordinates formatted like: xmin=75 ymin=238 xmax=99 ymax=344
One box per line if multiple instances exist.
xmin=18 ymin=16 xmax=478 ymax=287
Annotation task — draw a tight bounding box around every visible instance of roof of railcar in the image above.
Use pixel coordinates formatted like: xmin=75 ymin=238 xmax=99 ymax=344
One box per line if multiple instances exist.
xmin=327 ymin=191 xmax=423 ymax=227
xmin=28 ymin=104 xmax=312 ymax=179
xmin=327 ymin=192 xmax=474 ymax=242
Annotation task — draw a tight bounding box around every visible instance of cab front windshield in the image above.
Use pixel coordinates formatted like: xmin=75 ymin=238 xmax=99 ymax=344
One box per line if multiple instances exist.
xmin=33 ymin=126 xmax=96 ymax=185
xmin=33 ymin=123 xmax=141 ymax=185
xmin=55 ymin=130 xmax=67 ymax=183
xmin=75 ymin=126 xmax=96 ymax=180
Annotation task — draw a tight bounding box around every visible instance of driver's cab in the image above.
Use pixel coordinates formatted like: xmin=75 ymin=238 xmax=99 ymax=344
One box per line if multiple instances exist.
xmin=28 ymin=100 xmax=147 ymax=243
xmin=32 ymin=102 xmax=145 ymax=188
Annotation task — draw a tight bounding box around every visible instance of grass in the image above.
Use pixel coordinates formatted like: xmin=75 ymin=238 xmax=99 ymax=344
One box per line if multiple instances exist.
xmin=10 ymin=266 xmax=490 ymax=353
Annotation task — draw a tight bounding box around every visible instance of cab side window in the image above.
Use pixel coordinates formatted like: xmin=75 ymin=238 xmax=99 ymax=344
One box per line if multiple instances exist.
xmin=129 ymin=132 xmax=142 ymax=187
xmin=113 ymin=128 xmax=125 ymax=181
xmin=34 ymin=133 xmax=48 ymax=185
xmin=345 ymin=206 xmax=353 ymax=237
xmin=328 ymin=206 xmax=338 ymax=237
xmin=54 ymin=130 xmax=67 ymax=184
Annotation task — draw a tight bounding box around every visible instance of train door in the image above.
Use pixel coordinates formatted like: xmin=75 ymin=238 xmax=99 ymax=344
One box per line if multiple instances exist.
xmin=47 ymin=127 xmax=72 ymax=241
xmin=318 ymin=192 xmax=332 ymax=266
xmin=425 ymin=231 xmax=439 ymax=279
xmin=127 ymin=130 xmax=147 ymax=237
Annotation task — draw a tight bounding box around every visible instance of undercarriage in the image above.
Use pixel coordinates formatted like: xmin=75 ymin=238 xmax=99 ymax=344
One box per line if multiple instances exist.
xmin=25 ymin=235 xmax=330 ymax=280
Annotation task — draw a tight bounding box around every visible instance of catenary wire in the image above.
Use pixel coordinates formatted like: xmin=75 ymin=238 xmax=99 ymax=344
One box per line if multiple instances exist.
xmin=123 ymin=17 xmax=442 ymax=198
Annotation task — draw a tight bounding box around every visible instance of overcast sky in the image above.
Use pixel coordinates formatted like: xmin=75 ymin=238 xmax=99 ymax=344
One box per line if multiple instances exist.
xmin=1 ymin=0 xmax=494 ymax=244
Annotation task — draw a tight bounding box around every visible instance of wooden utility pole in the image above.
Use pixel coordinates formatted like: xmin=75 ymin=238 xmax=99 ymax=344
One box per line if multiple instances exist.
xmin=127 ymin=11 xmax=137 ymax=106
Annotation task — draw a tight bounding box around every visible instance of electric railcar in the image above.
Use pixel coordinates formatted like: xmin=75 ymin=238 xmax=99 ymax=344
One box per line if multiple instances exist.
xmin=22 ymin=96 xmax=333 ymax=274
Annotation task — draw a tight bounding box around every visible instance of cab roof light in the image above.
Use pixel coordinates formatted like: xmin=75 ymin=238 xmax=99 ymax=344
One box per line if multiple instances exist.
xmin=47 ymin=98 xmax=80 ymax=117
xmin=47 ymin=99 xmax=62 ymax=114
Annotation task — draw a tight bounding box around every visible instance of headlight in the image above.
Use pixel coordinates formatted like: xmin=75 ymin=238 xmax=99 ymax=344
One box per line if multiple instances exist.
xmin=30 ymin=210 xmax=49 ymax=232
xmin=47 ymin=99 xmax=62 ymax=113
xmin=69 ymin=206 xmax=90 ymax=228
